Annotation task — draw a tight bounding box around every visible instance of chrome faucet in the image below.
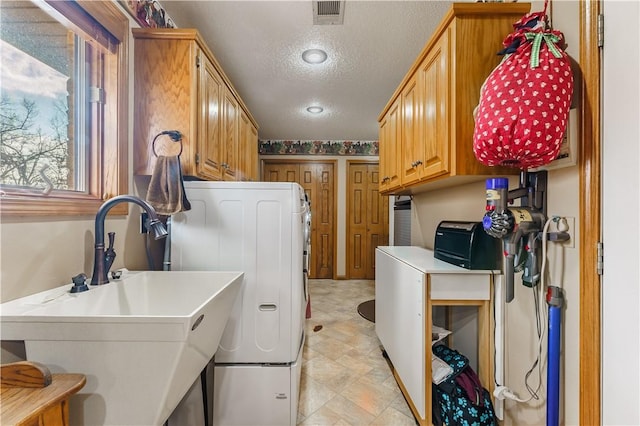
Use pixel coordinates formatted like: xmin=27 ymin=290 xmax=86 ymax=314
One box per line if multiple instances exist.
xmin=91 ymin=195 xmax=168 ymax=285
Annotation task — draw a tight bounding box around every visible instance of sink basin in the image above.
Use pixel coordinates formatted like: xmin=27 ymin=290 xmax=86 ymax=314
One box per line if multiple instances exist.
xmin=0 ymin=270 xmax=243 ymax=426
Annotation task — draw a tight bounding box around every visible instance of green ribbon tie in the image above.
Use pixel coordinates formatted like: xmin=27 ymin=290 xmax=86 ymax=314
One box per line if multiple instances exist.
xmin=525 ymin=32 xmax=563 ymax=68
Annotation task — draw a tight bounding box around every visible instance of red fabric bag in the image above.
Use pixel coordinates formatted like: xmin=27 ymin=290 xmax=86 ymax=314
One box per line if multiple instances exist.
xmin=473 ymin=6 xmax=574 ymax=169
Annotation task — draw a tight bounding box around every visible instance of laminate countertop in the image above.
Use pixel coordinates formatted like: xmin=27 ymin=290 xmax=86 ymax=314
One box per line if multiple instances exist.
xmin=377 ymin=246 xmax=499 ymax=275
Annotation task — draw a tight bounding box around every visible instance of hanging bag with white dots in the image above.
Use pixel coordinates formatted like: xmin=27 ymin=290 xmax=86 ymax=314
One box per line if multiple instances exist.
xmin=472 ymin=0 xmax=574 ymax=170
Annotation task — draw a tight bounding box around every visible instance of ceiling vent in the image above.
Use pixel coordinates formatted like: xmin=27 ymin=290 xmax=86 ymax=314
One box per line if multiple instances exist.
xmin=313 ymin=1 xmax=345 ymax=25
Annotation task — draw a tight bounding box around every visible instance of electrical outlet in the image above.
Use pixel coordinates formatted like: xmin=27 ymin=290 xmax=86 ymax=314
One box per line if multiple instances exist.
xmin=140 ymin=212 xmax=148 ymax=234
xmin=560 ymin=216 xmax=575 ymax=249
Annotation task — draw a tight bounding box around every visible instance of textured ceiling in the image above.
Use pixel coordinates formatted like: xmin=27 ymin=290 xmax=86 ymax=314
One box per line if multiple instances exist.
xmin=160 ymin=1 xmax=454 ymax=141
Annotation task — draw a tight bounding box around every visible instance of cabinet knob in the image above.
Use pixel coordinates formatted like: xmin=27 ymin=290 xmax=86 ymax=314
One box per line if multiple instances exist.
xmin=414 ymin=160 xmax=423 ymax=166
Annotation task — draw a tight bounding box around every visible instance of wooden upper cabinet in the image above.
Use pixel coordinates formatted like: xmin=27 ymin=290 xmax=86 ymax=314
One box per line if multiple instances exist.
xmin=419 ymin=29 xmax=449 ymax=181
xmin=401 ymin=74 xmax=422 ymax=186
xmin=238 ymin=109 xmax=259 ymax=181
xmin=379 ymin=96 xmax=402 ymax=193
xmin=401 ymin=35 xmax=449 ymax=187
xmin=132 ymin=29 xmax=258 ymax=180
xmin=378 ymin=111 xmax=390 ymax=192
xmin=222 ymin=87 xmax=238 ymax=181
xmin=247 ymin=123 xmax=258 ymax=181
xmin=378 ymin=3 xmax=530 ymax=194
xmin=198 ymin=51 xmax=224 ymax=180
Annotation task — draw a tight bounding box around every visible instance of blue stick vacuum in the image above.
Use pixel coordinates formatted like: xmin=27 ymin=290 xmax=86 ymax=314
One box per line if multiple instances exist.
xmin=546 ymin=286 xmax=564 ymax=426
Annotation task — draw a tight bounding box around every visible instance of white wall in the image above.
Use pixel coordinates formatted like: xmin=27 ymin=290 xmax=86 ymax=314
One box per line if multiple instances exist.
xmin=0 ymin=216 xmax=148 ymax=302
xmin=602 ymin=1 xmax=640 ymax=424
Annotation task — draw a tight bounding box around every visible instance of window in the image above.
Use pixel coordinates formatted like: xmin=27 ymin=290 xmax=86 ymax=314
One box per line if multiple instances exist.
xmin=0 ymin=0 xmax=128 ymax=216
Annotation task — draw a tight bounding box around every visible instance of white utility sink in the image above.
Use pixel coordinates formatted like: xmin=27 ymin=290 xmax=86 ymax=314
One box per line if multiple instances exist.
xmin=0 ymin=270 xmax=243 ymax=426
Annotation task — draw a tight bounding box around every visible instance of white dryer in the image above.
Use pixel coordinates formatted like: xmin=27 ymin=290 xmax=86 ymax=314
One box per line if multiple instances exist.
xmin=169 ymin=181 xmax=309 ymax=425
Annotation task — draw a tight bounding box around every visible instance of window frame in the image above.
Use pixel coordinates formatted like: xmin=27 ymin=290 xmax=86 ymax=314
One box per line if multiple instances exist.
xmin=0 ymin=0 xmax=129 ymax=217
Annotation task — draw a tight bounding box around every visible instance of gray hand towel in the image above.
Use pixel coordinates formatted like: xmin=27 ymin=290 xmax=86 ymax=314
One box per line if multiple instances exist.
xmin=146 ymin=156 xmax=191 ymax=215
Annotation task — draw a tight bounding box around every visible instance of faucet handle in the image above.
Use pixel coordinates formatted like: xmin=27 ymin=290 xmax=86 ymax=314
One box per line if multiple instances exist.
xmin=70 ymin=273 xmax=89 ymax=293
xmin=105 ymin=232 xmax=117 ymax=275
xmin=107 ymin=232 xmax=115 ymax=250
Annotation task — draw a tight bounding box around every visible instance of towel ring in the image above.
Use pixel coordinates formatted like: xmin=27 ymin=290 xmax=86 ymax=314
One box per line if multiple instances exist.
xmin=152 ymin=130 xmax=183 ymax=157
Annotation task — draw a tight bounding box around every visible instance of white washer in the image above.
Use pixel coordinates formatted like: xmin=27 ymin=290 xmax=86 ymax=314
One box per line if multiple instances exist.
xmin=169 ymin=181 xmax=308 ymax=425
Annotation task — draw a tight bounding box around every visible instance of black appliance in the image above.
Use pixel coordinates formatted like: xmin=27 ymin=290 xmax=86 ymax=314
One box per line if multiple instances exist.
xmin=434 ymin=221 xmax=500 ymax=270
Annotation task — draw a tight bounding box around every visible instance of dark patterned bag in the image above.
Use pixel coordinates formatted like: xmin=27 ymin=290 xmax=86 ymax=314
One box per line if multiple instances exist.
xmin=432 ymin=344 xmax=497 ymax=426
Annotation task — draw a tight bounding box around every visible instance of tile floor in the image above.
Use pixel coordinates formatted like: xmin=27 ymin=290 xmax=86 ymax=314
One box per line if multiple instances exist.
xmin=297 ymin=279 xmax=416 ymax=425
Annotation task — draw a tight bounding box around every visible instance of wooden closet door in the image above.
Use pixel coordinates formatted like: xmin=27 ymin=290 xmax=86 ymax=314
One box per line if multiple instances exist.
xmin=262 ymin=161 xmax=335 ymax=279
xmin=347 ymin=162 xmax=389 ymax=279
xmin=263 ymin=162 xmax=298 ymax=182
xmin=300 ymin=163 xmax=335 ymax=279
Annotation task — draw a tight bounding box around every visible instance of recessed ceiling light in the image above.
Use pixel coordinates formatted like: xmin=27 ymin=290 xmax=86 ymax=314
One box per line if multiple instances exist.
xmin=302 ymin=49 xmax=328 ymax=64
xmin=306 ymin=106 xmax=324 ymax=114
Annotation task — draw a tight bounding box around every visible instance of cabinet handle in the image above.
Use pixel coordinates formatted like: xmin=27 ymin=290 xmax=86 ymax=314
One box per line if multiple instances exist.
xmin=414 ymin=160 xmax=423 ymax=166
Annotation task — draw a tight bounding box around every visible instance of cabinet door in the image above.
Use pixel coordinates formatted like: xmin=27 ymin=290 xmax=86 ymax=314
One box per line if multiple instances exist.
xmin=379 ymin=97 xmax=402 ymax=193
xmin=197 ymin=52 xmax=224 ymax=180
xmin=378 ymin=118 xmax=390 ymax=193
xmin=247 ymin=123 xmax=258 ymax=181
xmin=418 ymin=30 xmax=449 ymax=179
xmin=401 ymin=74 xmax=422 ymax=185
xmin=237 ymin=110 xmax=249 ymax=181
xmin=222 ymin=88 xmax=238 ymax=181
xmin=238 ymin=111 xmax=258 ymax=181
xmin=375 ymin=249 xmax=426 ymax=418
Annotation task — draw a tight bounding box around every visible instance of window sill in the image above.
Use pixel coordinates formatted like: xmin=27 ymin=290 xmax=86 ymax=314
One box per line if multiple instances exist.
xmin=0 ymin=193 xmax=127 ymax=217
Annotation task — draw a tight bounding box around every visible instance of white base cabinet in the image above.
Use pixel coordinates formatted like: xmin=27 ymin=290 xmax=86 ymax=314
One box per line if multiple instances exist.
xmin=375 ymin=246 xmax=495 ymax=426
xmin=376 ymin=248 xmax=427 ymax=418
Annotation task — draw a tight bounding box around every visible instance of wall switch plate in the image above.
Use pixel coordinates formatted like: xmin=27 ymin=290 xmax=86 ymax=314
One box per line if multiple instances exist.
xmin=140 ymin=212 xmax=148 ymax=234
